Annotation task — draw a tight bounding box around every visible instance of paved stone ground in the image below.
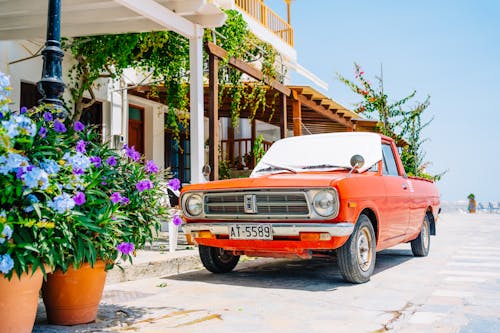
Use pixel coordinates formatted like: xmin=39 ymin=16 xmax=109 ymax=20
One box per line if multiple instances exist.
xmin=33 ymin=213 xmax=500 ymax=333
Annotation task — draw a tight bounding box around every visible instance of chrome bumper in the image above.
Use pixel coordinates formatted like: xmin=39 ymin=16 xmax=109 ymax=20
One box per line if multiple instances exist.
xmin=183 ymin=222 xmax=354 ymax=237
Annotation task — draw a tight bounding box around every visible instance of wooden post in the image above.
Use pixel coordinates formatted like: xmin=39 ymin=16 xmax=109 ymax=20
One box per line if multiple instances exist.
xmin=208 ymin=54 xmax=219 ymax=181
xmin=251 ymin=118 xmax=256 ymax=168
xmin=292 ymin=93 xmax=302 ymax=136
xmin=280 ymin=93 xmax=288 ymax=138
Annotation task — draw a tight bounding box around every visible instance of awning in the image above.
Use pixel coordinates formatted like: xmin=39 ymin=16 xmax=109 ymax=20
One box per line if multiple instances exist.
xmin=0 ymin=0 xmax=227 ymax=40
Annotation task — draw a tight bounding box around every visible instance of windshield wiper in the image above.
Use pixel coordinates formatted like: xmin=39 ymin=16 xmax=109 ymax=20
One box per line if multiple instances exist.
xmin=300 ymin=164 xmax=349 ymax=170
xmin=258 ymin=161 xmax=297 ymax=174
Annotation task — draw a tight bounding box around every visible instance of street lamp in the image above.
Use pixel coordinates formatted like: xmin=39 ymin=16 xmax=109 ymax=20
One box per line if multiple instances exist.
xmin=37 ymin=0 xmax=67 ymax=118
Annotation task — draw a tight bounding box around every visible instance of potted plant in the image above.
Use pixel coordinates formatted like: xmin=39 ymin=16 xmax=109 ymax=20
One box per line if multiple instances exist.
xmin=0 ymin=71 xmax=181 ymax=327
xmin=0 ymin=72 xmax=82 ymax=332
xmin=467 ymin=193 xmax=476 ymax=213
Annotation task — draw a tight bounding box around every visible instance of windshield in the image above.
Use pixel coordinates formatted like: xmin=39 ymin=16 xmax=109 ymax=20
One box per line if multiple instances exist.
xmin=250 ymin=132 xmax=382 ymax=177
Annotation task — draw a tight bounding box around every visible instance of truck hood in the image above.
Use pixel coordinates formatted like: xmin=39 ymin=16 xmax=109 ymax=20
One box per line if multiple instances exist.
xmin=182 ymin=172 xmax=348 ymax=192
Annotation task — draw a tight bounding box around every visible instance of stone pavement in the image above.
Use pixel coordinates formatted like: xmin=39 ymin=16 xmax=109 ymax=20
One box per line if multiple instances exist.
xmin=34 ymin=231 xmax=203 ymax=332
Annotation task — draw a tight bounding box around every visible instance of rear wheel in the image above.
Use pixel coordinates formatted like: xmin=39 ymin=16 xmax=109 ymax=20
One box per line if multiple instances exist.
xmin=411 ymin=214 xmax=430 ymax=257
xmin=337 ymin=214 xmax=376 ymax=284
xmin=199 ymin=245 xmax=240 ymax=273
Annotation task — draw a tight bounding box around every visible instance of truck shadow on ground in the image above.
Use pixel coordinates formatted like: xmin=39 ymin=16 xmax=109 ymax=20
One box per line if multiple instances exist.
xmin=167 ymin=248 xmax=415 ymax=292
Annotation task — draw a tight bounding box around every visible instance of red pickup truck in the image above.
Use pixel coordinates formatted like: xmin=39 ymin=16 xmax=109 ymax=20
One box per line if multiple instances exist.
xmin=181 ymin=132 xmax=440 ymax=283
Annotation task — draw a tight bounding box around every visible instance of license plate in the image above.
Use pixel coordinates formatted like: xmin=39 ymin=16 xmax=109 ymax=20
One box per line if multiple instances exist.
xmin=229 ymin=224 xmax=273 ymax=240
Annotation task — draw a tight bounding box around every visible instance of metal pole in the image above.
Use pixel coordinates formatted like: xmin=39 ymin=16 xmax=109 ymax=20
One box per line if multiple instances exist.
xmin=37 ymin=0 xmax=66 ymax=117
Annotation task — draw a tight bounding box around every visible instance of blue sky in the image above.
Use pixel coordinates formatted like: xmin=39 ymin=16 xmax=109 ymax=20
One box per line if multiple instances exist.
xmin=277 ymin=0 xmax=500 ymax=202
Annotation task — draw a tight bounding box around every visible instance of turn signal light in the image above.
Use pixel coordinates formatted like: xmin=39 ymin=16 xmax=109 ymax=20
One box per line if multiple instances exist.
xmin=193 ymin=231 xmax=215 ymax=239
xmin=300 ymin=232 xmax=332 ymax=241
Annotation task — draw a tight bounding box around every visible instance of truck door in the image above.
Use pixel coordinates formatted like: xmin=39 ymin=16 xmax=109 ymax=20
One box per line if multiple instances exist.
xmin=379 ymin=143 xmax=411 ymax=246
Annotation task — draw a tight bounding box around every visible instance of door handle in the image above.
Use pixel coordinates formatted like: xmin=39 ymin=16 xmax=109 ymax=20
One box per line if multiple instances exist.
xmin=402 ymin=183 xmax=408 ymax=190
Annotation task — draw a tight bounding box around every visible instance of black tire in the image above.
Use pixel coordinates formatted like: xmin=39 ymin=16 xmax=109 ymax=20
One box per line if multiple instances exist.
xmin=411 ymin=214 xmax=430 ymax=257
xmin=199 ymin=245 xmax=240 ymax=273
xmin=337 ymin=214 xmax=376 ymax=284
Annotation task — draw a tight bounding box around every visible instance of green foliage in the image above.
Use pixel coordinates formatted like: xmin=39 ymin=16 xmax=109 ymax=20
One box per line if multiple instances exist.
xmin=337 ymin=64 xmax=444 ymax=181
xmin=0 ymin=74 xmax=176 ymax=279
xmin=252 ymin=134 xmax=266 ymax=165
xmin=64 ymin=9 xmax=281 ymax=144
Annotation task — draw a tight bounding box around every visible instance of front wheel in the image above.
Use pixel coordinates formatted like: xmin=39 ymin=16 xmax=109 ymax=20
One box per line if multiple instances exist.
xmin=337 ymin=214 xmax=376 ymax=284
xmin=199 ymin=245 xmax=240 ymax=273
xmin=411 ymin=214 xmax=430 ymax=257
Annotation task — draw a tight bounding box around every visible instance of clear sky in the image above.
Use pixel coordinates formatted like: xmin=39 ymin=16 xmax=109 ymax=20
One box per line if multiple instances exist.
xmin=279 ymin=0 xmax=500 ymax=203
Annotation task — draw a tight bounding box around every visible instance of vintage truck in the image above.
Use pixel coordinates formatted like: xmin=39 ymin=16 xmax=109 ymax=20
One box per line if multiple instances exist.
xmin=180 ymin=132 xmax=440 ymax=283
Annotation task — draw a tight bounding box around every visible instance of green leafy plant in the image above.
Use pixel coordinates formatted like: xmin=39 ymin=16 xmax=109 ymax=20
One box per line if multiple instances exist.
xmin=0 ymin=72 xmax=180 ymax=279
xmin=337 ymin=64 xmax=444 ymax=181
xmin=252 ymin=134 xmax=266 ymax=164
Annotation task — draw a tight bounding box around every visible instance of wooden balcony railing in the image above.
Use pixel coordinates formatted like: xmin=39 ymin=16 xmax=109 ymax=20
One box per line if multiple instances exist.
xmin=220 ymin=138 xmax=273 ymax=169
xmin=235 ymin=0 xmax=294 ymax=47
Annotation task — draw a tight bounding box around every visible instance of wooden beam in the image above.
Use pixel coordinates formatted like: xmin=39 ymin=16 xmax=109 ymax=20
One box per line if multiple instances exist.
xmin=292 ymin=98 xmax=302 ymax=136
xmin=280 ymin=93 xmax=288 ymax=138
xmin=298 ymin=94 xmax=353 ymax=129
xmin=205 ymin=42 xmax=291 ymax=96
xmin=208 ymin=54 xmax=219 ymax=181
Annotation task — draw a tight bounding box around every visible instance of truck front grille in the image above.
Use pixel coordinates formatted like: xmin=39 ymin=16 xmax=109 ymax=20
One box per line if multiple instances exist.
xmin=204 ymin=191 xmax=309 ymax=218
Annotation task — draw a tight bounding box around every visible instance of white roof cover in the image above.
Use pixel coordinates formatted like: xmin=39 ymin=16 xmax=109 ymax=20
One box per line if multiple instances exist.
xmin=250 ymin=132 xmax=382 ymax=177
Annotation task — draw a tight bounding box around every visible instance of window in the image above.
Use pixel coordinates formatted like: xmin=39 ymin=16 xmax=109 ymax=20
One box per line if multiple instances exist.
xmin=382 ymin=144 xmax=399 ymax=176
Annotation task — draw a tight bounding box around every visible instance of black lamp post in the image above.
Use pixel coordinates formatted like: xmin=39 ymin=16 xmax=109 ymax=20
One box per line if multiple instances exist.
xmin=37 ymin=0 xmax=66 ymax=118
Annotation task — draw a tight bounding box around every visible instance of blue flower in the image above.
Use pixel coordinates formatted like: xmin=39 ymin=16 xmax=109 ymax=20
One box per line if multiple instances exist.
xmin=0 ymin=153 xmax=29 ymax=175
xmin=39 ymin=126 xmax=47 ymax=138
xmin=23 ymin=166 xmax=49 ymax=190
xmin=20 ymin=106 xmax=27 ymax=114
xmin=0 ymin=254 xmax=14 ymax=274
xmin=63 ymin=152 xmax=91 ymax=172
xmin=27 ymin=194 xmax=39 ymax=203
xmin=0 ymin=224 xmax=12 ymax=244
xmin=47 ymin=193 xmax=75 ymax=214
xmin=40 ymin=159 xmax=60 ymax=175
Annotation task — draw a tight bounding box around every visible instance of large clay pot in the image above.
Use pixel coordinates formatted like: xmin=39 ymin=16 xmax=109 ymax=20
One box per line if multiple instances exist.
xmin=42 ymin=261 xmax=106 ymax=325
xmin=0 ymin=269 xmax=44 ymax=333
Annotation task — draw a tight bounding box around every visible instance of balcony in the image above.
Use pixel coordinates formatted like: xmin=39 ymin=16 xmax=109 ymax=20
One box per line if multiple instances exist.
xmin=235 ymin=0 xmax=294 ymax=47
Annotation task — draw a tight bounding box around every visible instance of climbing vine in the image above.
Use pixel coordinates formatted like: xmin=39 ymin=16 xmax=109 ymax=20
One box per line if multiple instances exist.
xmin=63 ymin=9 xmax=281 ymax=146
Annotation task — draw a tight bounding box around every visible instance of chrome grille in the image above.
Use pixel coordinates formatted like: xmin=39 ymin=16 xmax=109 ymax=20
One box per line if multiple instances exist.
xmin=204 ymin=191 xmax=309 ymax=218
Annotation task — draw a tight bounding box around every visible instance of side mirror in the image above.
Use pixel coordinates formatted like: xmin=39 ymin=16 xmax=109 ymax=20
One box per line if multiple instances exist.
xmin=350 ymin=154 xmax=365 ymax=170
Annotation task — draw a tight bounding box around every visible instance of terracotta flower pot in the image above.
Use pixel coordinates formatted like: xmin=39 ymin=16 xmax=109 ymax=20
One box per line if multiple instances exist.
xmin=0 ymin=269 xmax=44 ymax=333
xmin=42 ymin=261 xmax=107 ymax=325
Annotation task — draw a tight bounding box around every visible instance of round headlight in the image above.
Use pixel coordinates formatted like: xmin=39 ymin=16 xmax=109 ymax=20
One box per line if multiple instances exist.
xmin=186 ymin=194 xmax=203 ymax=216
xmin=312 ymin=190 xmax=338 ymax=217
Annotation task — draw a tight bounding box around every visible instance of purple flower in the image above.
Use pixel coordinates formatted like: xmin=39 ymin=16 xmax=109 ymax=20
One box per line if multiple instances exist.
xmin=39 ymin=126 xmax=47 ymax=138
xmin=116 ymin=242 xmax=135 ymax=255
xmin=110 ymin=192 xmax=122 ymax=204
xmin=124 ymin=145 xmax=141 ymax=162
xmin=136 ymin=179 xmax=153 ymax=192
xmin=172 ymin=214 xmax=183 ymax=226
xmin=145 ymin=160 xmax=159 ymax=174
xmin=120 ymin=197 xmax=130 ymax=205
xmin=43 ymin=112 xmax=53 ymax=121
xmin=73 ymin=192 xmax=86 ymax=205
xmin=73 ymin=121 xmax=85 ymax=132
xmin=73 ymin=168 xmax=84 ymax=176
xmin=54 ymin=120 xmax=66 ymax=133
xmin=20 ymin=106 xmax=27 ymax=114
xmin=168 ymin=178 xmax=181 ymax=191
xmin=106 ymin=156 xmax=117 ymax=167
xmin=76 ymin=140 xmax=86 ymax=154
xmin=90 ymin=156 xmax=102 ymax=168
xmin=0 ymin=112 xmax=3 ymax=119
xmin=16 ymin=167 xmax=24 ymax=179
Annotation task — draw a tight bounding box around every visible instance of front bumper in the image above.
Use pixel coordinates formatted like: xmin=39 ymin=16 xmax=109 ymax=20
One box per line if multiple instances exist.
xmin=183 ymin=222 xmax=354 ymax=237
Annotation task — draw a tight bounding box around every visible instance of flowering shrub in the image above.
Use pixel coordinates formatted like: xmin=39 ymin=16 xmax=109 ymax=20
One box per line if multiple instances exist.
xmin=0 ymin=72 xmax=180 ymax=279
